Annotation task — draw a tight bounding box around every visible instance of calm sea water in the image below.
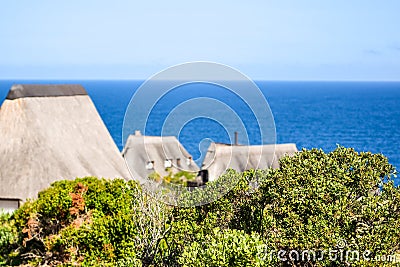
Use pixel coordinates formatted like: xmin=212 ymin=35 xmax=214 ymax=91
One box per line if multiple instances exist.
xmin=1 ymin=80 xmax=399 ymax=185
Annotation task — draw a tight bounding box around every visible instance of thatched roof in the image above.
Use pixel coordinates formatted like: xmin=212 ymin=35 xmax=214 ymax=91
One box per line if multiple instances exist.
xmin=202 ymin=142 xmax=298 ymax=181
xmin=122 ymin=134 xmax=199 ymax=181
xmin=0 ymin=84 xmax=131 ymax=201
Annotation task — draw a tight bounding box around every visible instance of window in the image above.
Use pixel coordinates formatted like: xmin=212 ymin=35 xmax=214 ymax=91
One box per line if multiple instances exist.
xmin=164 ymin=159 xmax=172 ymax=168
xmin=0 ymin=198 xmax=20 ymax=214
xmin=146 ymin=161 xmax=154 ymax=170
xmin=186 ymin=157 xmax=192 ymax=166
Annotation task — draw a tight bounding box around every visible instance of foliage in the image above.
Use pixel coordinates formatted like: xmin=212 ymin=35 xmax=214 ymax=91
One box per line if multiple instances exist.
xmin=178 ymin=228 xmax=270 ymax=267
xmin=0 ymin=212 xmax=18 ymax=265
xmin=164 ymin=147 xmax=400 ymax=266
xmin=3 ymin=178 xmax=170 ymax=266
xmin=1 ymin=147 xmax=399 ymax=266
xmin=149 ymin=168 xmax=197 ymax=186
xmin=252 ymin=147 xmax=400 ymax=266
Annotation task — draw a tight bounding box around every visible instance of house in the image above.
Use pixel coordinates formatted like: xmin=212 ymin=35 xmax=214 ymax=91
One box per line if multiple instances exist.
xmin=122 ymin=132 xmax=200 ymax=183
xmin=201 ymin=142 xmax=298 ymax=181
xmin=0 ymin=84 xmax=131 ymax=212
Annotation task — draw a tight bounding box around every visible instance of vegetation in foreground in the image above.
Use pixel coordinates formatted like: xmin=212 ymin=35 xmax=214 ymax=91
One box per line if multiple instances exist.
xmin=1 ymin=147 xmax=399 ymax=266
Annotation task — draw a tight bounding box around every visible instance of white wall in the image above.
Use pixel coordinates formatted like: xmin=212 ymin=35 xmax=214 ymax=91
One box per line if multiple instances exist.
xmin=0 ymin=199 xmax=20 ymax=214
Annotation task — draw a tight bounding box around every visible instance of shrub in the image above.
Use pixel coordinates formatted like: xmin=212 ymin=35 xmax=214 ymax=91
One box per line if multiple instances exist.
xmin=1 ymin=146 xmax=399 ymax=266
xmin=162 ymin=147 xmax=399 ymax=266
xmin=229 ymin=147 xmax=400 ymax=266
xmin=0 ymin=212 xmax=18 ymax=265
xmin=149 ymin=169 xmax=197 ymax=186
xmin=6 ymin=178 xmax=170 ymax=266
xmin=178 ymin=228 xmax=270 ymax=267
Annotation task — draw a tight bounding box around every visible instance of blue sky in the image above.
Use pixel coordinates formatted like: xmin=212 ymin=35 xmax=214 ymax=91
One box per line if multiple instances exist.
xmin=0 ymin=0 xmax=399 ymax=80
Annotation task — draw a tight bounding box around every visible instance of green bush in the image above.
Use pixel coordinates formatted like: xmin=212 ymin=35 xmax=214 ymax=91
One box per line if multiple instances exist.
xmin=165 ymin=147 xmax=400 ymax=266
xmin=178 ymin=228 xmax=270 ymax=267
xmin=149 ymin=168 xmax=197 ymax=186
xmin=253 ymin=147 xmax=400 ymax=266
xmin=1 ymin=146 xmax=399 ymax=266
xmin=5 ymin=178 xmax=170 ymax=266
xmin=0 ymin=212 xmax=18 ymax=265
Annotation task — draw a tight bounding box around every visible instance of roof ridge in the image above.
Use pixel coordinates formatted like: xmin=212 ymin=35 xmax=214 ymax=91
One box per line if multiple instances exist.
xmin=6 ymin=84 xmax=87 ymax=100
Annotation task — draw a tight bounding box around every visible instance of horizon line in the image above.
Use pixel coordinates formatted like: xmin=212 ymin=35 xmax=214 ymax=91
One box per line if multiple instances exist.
xmin=0 ymin=78 xmax=400 ymax=83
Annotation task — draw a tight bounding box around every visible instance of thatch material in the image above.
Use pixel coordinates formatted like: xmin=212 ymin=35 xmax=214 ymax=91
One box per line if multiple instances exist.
xmin=202 ymin=143 xmax=298 ymax=181
xmin=122 ymin=134 xmax=199 ymax=181
xmin=0 ymin=84 xmax=131 ymax=202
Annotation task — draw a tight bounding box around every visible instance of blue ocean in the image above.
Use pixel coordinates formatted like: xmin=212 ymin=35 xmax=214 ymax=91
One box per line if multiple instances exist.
xmin=1 ymin=80 xmax=399 ymax=186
